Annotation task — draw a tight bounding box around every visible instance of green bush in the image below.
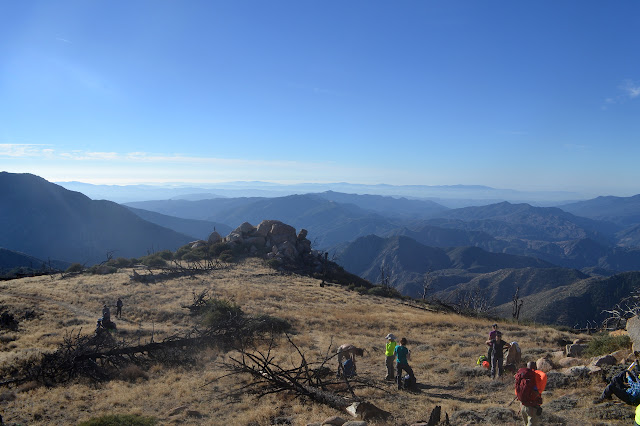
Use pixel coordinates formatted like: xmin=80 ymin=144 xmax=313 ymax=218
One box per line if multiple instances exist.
xmin=78 ymin=414 xmax=157 ymax=426
xmin=157 ymin=250 xmax=174 ymax=260
xmin=218 ymin=250 xmax=235 ymax=263
xmin=584 ymin=334 xmax=632 ymax=357
xmin=139 ymin=255 xmax=167 ymax=268
xmin=367 ymin=285 xmax=402 ymax=298
xmin=182 ymin=251 xmax=204 ymax=262
xmin=65 ymin=263 xmax=84 ymax=273
xmin=201 ymin=298 xmax=244 ymax=328
xmin=265 ymin=259 xmax=281 ymax=269
xmin=107 ymin=257 xmax=134 ymax=268
xmin=175 ymin=245 xmax=191 ymax=259
xmin=89 ymin=265 xmax=118 ymax=275
xmin=210 ymin=242 xmax=228 ymax=257
xmin=247 ymin=314 xmax=292 ymax=334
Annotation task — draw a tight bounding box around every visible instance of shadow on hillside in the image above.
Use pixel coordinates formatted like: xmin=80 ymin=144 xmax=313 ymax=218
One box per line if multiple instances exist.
xmin=414 ymin=383 xmax=483 ymax=404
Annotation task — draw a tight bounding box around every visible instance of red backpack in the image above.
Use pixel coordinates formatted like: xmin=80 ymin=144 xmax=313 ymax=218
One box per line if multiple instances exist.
xmin=514 ymin=368 xmax=543 ymax=407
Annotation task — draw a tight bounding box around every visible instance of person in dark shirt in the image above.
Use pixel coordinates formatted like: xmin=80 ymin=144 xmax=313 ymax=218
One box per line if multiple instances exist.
xmin=394 ymin=337 xmax=415 ymax=389
xmin=116 ymin=298 xmax=123 ymax=318
xmin=486 ymin=330 xmax=510 ymax=379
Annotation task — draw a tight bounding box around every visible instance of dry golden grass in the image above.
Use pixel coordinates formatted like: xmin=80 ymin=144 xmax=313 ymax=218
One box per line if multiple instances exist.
xmin=0 ymin=258 xmax=633 ymax=425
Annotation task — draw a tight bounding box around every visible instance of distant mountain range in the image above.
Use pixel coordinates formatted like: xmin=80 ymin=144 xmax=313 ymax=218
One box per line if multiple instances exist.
xmin=125 ymin=206 xmax=231 ymax=241
xmin=57 ymin=180 xmax=587 ymax=206
xmin=5 ymin=171 xmax=640 ymax=327
xmin=0 ymin=172 xmax=193 ymax=264
xmin=560 ymin=195 xmax=640 ymax=227
xmin=126 ymin=194 xmax=404 ymax=248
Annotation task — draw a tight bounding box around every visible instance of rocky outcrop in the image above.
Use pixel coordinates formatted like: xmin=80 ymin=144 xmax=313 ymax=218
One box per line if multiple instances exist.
xmin=566 ymin=343 xmax=587 ymax=357
xmin=590 ymin=354 xmax=616 ymax=367
xmin=535 ymin=357 xmax=554 ymax=373
xmin=207 ymin=231 xmax=222 ymax=244
xmin=206 ymin=220 xmax=315 ymax=264
xmin=627 ymin=315 xmax=640 ymax=352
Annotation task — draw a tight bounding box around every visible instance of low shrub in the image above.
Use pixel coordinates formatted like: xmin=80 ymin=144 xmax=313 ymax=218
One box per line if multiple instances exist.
xmin=65 ymin=263 xmax=84 ymax=273
xmin=265 ymin=259 xmax=281 ymax=269
xmin=78 ymin=414 xmax=157 ymax=426
xmin=247 ymin=314 xmax=292 ymax=334
xmin=118 ymin=364 xmax=149 ymax=382
xmin=89 ymin=265 xmax=118 ymax=275
xmin=218 ymin=250 xmax=235 ymax=263
xmin=584 ymin=334 xmax=632 ymax=357
xmin=107 ymin=257 xmax=134 ymax=268
xmin=139 ymin=255 xmax=167 ymax=268
xmin=200 ymin=299 xmax=244 ymax=328
xmin=367 ymin=285 xmax=402 ymax=298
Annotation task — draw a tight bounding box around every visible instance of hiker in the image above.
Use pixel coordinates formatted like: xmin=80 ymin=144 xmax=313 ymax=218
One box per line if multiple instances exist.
xmin=489 ymin=323 xmax=499 ymax=340
xmin=594 ymin=363 xmax=640 ymax=405
xmin=394 ymin=337 xmax=415 ymax=390
xmin=102 ymin=303 xmax=111 ymax=322
xmin=515 ymin=361 xmax=547 ymax=426
xmin=487 ymin=323 xmax=499 ymax=360
xmin=336 ymin=344 xmax=364 ymax=377
xmin=116 ymin=298 xmax=123 ymax=318
xmin=385 ymin=333 xmax=397 ymax=381
xmin=486 ymin=330 xmax=510 ymax=379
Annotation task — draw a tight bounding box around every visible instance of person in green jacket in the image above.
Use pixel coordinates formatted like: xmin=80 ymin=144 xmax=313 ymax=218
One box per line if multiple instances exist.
xmin=385 ymin=333 xmax=397 ymax=380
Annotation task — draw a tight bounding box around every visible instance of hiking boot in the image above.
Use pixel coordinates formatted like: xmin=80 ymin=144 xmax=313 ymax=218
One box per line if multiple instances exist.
xmin=592 ymin=397 xmax=605 ymax=404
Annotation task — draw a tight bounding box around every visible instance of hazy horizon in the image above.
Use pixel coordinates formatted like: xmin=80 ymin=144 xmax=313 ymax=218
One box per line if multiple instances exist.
xmin=2 ymin=2 xmax=639 ymax=197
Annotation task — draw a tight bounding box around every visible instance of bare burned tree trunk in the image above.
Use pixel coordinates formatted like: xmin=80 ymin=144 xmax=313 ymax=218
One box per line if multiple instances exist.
xmin=512 ymin=287 xmax=523 ymax=320
xmin=422 ymin=268 xmax=433 ymax=300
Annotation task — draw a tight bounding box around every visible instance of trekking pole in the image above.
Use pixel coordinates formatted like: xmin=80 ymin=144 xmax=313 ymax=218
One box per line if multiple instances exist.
xmin=507 ymin=396 xmax=518 ymax=407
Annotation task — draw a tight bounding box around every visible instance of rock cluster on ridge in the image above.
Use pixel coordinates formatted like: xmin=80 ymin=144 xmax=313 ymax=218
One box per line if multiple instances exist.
xmin=206 ymin=219 xmax=314 ymax=265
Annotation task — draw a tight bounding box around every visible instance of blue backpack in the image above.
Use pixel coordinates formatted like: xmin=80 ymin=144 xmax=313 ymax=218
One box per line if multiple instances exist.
xmin=342 ymin=359 xmax=355 ymax=378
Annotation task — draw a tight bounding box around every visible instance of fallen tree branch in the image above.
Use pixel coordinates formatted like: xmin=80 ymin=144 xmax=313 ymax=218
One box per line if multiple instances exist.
xmin=209 ymin=335 xmax=391 ymax=421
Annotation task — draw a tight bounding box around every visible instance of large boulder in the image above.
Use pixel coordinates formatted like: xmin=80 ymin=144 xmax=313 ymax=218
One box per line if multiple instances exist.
xmin=627 ymin=315 xmax=640 ymax=352
xmin=279 ymin=240 xmax=299 ymax=259
xmin=234 ymin=222 xmax=255 ymax=236
xmin=566 ymin=343 xmax=587 ymax=357
xmin=244 ymin=236 xmax=266 ymax=248
xmin=556 ymin=357 xmax=583 ymax=368
xmin=535 ymin=357 xmax=554 ymax=373
xmin=207 ymin=231 xmax=222 ymax=244
xmin=256 ymin=220 xmax=281 ymax=237
xmin=270 ymin=222 xmax=297 ymax=245
xmin=296 ymin=238 xmax=312 ymax=255
xmin=591 ymin=354 xmax=617 ymax=367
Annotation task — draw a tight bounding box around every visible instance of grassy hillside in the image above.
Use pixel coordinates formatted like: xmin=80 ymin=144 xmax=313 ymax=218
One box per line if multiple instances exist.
xmin=0 ymin=259 xmax=635 ymax=425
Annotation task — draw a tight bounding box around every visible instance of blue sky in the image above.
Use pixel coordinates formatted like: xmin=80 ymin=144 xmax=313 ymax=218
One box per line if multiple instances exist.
xmin=1 ymin=1 xmax=639 ymax=197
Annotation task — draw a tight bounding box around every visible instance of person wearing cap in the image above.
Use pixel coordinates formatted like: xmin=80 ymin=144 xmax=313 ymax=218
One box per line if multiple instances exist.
xmin=385 ymin=333 xmax=397 ymax=381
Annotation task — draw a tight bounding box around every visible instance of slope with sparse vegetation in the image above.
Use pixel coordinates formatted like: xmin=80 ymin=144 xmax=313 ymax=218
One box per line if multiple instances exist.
xmin=0 ymin=256 xmax=637 ymax=425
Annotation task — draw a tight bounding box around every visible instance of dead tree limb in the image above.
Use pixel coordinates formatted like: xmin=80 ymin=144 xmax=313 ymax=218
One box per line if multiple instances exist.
xmin=209 ymin=336 xmax=391 ymax=421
